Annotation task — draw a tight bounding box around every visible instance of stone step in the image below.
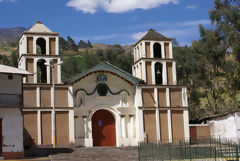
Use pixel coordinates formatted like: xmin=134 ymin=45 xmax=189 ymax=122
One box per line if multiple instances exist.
xmin=50 ymin=147 xmax=138 ymax=161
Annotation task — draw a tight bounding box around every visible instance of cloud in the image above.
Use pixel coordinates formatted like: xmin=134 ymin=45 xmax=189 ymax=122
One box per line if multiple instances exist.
xmin=0 ymin=0 xmax=16 ymax=2
xmin=130 ymin=19 xmax=211 ymax=46
xmin=66 ymin=0 xmax=179 ymax=14
xmin=186 ymin=5 xmax=198 ymax=10
xmin=130 ymin=31 xmax=146 ymax=40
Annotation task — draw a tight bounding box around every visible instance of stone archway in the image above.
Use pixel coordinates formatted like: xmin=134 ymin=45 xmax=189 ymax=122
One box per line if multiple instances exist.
xmin=92 ymin=109 xmax=116 ymax=146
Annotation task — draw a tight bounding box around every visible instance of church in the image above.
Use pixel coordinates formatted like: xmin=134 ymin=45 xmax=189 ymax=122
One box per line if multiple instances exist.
xmin=18 ymin=21 xmax=189 ymax=147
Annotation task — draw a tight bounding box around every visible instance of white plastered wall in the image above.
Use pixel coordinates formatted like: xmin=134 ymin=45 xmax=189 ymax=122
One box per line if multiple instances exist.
xmin=73 ymin=73 xmax=138 ymax=147
xmin=0 ymin=74 xmax=22 ymax=94
xmin=207 ymin=112 xmax=240 ymax=143
xmin=0 ymin=108 xmax=24 ymax=153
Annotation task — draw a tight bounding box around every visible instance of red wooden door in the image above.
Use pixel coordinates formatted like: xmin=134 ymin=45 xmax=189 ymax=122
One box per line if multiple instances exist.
xmin=92 ymin=110 xmax=116 ymax=146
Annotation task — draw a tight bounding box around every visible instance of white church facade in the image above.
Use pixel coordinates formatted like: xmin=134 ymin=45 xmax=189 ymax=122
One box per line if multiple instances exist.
xmin=19 ymin=21 xmax=189 ymax=147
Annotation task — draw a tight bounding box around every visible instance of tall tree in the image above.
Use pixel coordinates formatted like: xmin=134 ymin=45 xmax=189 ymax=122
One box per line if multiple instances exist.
xmin=59 ymin=37 xmax=68 ymax=51
xmin=78 ymin=40 xmax=87 ymax=48
xmin=87 ymin=40 xmax=93 ymax=48
xmin=209 ymin=0 xmax=240 ymax=61
xmin=67 ymin=36 xmax=78 ymax=51
xmin=192 ymin=25 xmax=228 ymax=115
xmin=209 ymin=0 xmax=240 ymax=106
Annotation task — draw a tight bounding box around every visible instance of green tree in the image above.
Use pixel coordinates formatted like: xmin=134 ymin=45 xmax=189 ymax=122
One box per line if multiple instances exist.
xmin=0 ymin=54 xmax=10 ymax=65
xmin=59 ymin=37 xmax=68 ymax=51
xmin=209 ymin=0 xmax=240 ymax=61
xmin=191 ymin=25 xmax=228 ymax=115
xmin=61 ymin=55 xmax=82 ymax=81
xmin=9 ymin=49 xmax=19 ymax=67
xmin=78 ymin=40 xmax=87 ymax=48
xmin=67 ymin=36 xmax=78 ymax=51
xmin=174 ymin=46 xmax=206 ymax=120
xmin=87 ymin=40 xmax=93 ymax=48
xmin=82 ymin=50 xmax=100 ymax=70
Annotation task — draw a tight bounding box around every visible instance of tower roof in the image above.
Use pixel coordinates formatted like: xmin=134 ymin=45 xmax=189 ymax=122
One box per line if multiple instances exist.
xmin=134 ymin=29 xmax=172 ymax=46
xmin=23 ymin=21 xmax=58 ymax=35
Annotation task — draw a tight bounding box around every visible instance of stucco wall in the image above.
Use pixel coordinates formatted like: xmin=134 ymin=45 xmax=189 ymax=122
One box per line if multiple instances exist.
xmin=0 ymin=74 xmax=22 ymax=94
xmin=0 ymin=108 xmax=23 ymax=152
xmin=73 ymin=73 xmax=135 ymax=108
xmin=207 ymin=112 xmax=240 ymax=142
xmin=73 ymin=72 xmax=137 ymax=147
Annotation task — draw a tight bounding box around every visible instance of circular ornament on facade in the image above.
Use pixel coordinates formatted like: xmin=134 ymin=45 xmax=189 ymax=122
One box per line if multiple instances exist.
xmin=97 ymin=83 xmax=108 ymax=96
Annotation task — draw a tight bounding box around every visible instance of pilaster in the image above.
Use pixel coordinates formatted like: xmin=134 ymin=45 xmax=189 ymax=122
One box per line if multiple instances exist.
xmin=160 ymin=42 xmax=165 ymax=58
xmin=168 ymin=110 xmax=172 ymax=143
xmin=36 ymin=87 xmax=40 ymax=107
xmin=37 ymin=110 xmax=41 ymax=145
xmin=154 ymin=88 xmax=161 ymax=143
xmin=33 ymin=59 xmax=37 ymax=83
xmin=69 ymin=110 xmax=75 ymax=143
xmin=121 ymin=115 xmax=126 ymax=138
xmin=172 ymin=61 xmax=177 ymax=85
xmin=162 ymin=62 xmax=167 ymax=85
xmin=46 ymin=38 xmax=49 ymax=55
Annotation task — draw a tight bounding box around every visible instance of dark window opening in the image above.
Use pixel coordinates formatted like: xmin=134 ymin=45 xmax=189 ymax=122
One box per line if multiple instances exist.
xmin=97 ymin=83 xmax=108 ymax=96
xmin=155 ymin=62 xmax=163 ymax=84
xmin=37 ymin=59 xmax=47 ymax=83
xmin=36 ymin=38 xmax=46 ymax=55
xmin=153 ymin=43 xmax=162 ymax=58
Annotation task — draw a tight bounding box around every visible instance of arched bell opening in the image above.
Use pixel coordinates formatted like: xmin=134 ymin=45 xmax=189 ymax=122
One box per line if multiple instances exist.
xmin=36 ymin=38 xmax=46 ymax=55
xmin=155 ymin=62 xmax=163 ymax=85
xmin=153 ymin=43 xmax=162 ymax=58
xmin=37 ymin=59 xmax=47 ymax=83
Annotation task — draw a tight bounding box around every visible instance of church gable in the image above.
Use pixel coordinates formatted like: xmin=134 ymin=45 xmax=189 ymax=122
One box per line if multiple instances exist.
xmin=72 ymin=70 xmax=136 ymax=108
xmin=66 ymin=61 xmax=144 ymax=86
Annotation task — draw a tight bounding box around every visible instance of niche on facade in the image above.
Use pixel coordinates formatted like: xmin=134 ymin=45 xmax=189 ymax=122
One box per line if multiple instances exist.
xmin=36 ymin=38 xmax=46 ymax=55
xmin=155 ymin=62 xmax=163 ymax=84
xmin=77 ymin=91 xmax=85 ymax=107
xmin=121 ymin=92 xmax=128 ymax=107
xmin=153 ymin=43 xmax=162 ymax=58
xmin=37 ymin=59 xmax=47 ymax=83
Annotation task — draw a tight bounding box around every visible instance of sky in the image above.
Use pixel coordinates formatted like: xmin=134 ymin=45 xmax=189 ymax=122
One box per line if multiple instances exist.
xmin=0 ymin=0 xmax=214 ymax=46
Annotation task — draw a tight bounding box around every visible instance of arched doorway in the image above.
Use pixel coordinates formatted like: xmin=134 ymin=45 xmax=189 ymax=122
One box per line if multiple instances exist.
xmin=92 ymin=109 xmax=116 ymax=146
xmin=153 ymin=43 xmax=162 ymax=58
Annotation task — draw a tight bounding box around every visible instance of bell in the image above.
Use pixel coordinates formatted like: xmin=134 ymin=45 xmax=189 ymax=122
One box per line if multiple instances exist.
xmin=156 ymin=69 xmax=161 ymax=74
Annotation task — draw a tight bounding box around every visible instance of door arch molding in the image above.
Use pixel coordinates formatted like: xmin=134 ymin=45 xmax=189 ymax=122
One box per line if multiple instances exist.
xmin=87 ymin=106 xmax=120 ymax=147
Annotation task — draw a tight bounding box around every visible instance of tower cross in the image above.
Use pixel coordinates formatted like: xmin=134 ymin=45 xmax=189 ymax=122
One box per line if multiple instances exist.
xmin=149 ymin=21 xmax=152 ymax=29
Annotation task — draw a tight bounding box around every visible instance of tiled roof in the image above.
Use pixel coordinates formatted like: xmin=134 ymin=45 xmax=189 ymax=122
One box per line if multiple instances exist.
xmin=134 ymin=29 xmax=172 ymax=46
xmin=23 ymin=21 xmax=58 ymax=35
xmin=65 ymin=61 xmax=144 ymax=85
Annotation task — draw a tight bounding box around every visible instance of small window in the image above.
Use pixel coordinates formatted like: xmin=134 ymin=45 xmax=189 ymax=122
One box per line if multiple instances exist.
xmin=97 ymin=83 xmax=108 ymax=96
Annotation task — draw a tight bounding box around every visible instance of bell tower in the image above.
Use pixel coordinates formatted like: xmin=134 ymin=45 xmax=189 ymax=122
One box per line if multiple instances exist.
xmin=133 ymin=29 xmax=189 ymax=144
xmin=17 ymin=21 xmax=74 ymax=146
xmin=18 ymin=21 xmax=62 ymax=84
xmin=132 ymin=29 xmax=176 ymax=85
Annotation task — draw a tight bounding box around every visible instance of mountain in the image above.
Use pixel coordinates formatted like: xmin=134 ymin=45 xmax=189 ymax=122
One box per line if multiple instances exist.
xmin=0 ymin=27 xmax=26 ymax=45
xmin=92 ymin=43 xmax=133 ymax=53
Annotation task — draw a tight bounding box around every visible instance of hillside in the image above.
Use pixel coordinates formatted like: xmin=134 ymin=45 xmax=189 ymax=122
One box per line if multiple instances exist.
xmin=0 ymin=27 xmax=26 ymax=44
